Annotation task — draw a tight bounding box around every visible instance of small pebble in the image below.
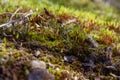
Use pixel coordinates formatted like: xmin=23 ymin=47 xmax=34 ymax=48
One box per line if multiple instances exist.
xmin=0 ymin=58 xmax=7 ymax=63
xmin=64 ymin=56 xmax=72 ymax=63
xmin=64 ymin=55 xmax=77 ymax=63
xmin=31 ymin=60 xmax=46 ymax=69
xmin=85 ymin=35 xmax=99 ymax=48
xmin=55 ymin=67 xmax=60 ymax=71
xmin=34 ymin=50 xmax=41 ymax=57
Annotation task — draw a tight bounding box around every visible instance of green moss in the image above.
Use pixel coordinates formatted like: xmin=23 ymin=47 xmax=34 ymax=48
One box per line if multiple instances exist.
xmin=0 ymin=53 xmax=5 ymax=58
xmin=0 ymin=1 xmax=120 ymax=79
xmin=12 ymin=52 xmax=21 ymax=58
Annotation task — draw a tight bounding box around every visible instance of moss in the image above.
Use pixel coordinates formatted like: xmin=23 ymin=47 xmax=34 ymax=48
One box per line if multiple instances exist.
xmin=0 ymin=52 xmax=5 ymax=58
xmin=12 ymin=52 xmax=21 ymax=58
xmin=0 ymin=0 xmax=120 ymax=79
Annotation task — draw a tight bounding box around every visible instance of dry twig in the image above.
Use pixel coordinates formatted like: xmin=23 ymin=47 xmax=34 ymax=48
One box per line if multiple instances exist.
xmin=61 ymin=19 xmax=77 ymax=27
xmin=10 ymin=7 xmax=21 ymax=21
xmin=0 ymin=9 xmax=33 ymax=28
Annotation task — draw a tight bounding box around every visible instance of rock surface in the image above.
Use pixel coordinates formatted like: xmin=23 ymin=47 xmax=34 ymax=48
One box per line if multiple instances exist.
xmin=31 ymin=60 xmax=46 ymax=69
xmin=28 ymin=60 xmax=55 ymax=80
xmin=28 ymin=68 xmax=55 ymax=80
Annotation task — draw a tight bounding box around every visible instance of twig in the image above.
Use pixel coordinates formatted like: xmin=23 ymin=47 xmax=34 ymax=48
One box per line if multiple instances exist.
xmin=0 ymin=12 xmax=26 ymax=15
xmin=39 ymin=15 xmax=46 ymax=21
xmin=110 ymin=73 xmax=120 ymax=79
xmin=0 ymin=8 xmax=21 ymax=28
xmin=24 ymin=10 xmax=33 ymax=18
xmin=61 ymin=19 xmax=77 ymax=27
xmin=35 ymin=23 xmax=41 ymax=27
xmin=44 ymin=8 xmax=54 ymax=18
xmin=0 ymin=9 xmax=33 ymax=28
xmin=10 ymin=7 xmax=21 ymax=21
xmin=0 ymin=21 xmax=12 ymax=28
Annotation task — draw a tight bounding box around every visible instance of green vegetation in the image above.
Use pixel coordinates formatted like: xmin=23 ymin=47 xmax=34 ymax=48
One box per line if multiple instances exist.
xmin=1 ymin=0 xmax=120 ymax=45
xmin=0 ymin=0 xmax=120 ymax=80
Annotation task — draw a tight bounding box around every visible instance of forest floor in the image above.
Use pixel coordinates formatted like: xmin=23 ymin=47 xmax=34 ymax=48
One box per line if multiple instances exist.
xmin=0 ymin=0 xmax=120 ymax=80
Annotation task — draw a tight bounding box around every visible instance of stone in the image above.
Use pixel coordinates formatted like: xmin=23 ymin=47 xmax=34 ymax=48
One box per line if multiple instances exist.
xmin=64 ymin=56 xmax=72 ymax=63
xmin=85 ymin=35 xmax=98 ymax=48
xmin=28 ymin=68 xmax=55 ymax=80
xmin=64 ymin=55 xmax=77 ymax=63
xmin=34 ymin=50 xmax=41 ymax=57
xmin=28 ymin=60 xmax=55 ymax=80
xmin=31 ymin=60 xmax=46 ymax=69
